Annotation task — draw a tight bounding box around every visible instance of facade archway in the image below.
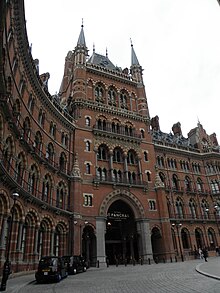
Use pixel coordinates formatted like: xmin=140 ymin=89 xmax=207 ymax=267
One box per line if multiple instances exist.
xmin=105 ymin=199 xmax=138 ymax=264
xmin=195 ymin=228 xmax=204 ymax=249
xmin=97 ymin=189 xmax=153 ymax=266
xmin=82 ymin=225 xmax=96 ymax=267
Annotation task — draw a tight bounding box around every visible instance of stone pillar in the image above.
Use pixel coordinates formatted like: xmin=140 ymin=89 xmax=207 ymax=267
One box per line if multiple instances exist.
xmin=109 ymin=151 xmax=114 ymax=180
xmin=50 ymin=229 xmax=55 ymax=256
xmin=0 ymin=217 xmax=8 ymax=248
xmin=96 ymin=216 xmax=106 ymax=267
xmin=138 ymin=158 xmax=143 ymax=183
xmin=136 ymin=219 xmax=153 ymax=263
xmin=123 ymin=153 xmax=128 ymax=182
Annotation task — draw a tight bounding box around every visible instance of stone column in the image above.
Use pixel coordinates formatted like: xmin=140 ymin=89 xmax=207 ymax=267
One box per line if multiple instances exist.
xmin=50 ymin=229 xmax=55 ymax=256
xmin=138 ymin=158 xmax=143 ymax=183
xmin=109 ymin=151 xmax=114 ymax=180
xmin=123 ymin=152 xmax=128 ymax=182
xmin=136 ymin=219 xmax=153 ymax=263
xmin=96 ymin=216 xmax=106 ymax=267
xmin=0 ymin=217 xmax=8 ymax=248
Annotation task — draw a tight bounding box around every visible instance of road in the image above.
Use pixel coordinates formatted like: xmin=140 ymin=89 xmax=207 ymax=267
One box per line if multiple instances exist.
xmin=4 ymin=258 xmax=220 ymax=293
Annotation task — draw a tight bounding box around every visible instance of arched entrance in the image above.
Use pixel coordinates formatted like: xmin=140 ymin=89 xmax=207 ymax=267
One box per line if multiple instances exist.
xmin=82 ymin=226 xmax=96 ymax=267
xmin=151 ymin=227 xmax=162 ymax=261
xmin=195 ymin=228 xmax=204 ymax=249
xmin=105 ymin=200 xmax=139 ymax=264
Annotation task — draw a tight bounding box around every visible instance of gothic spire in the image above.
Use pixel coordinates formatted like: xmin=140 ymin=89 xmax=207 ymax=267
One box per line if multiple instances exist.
xmin=130 ymin=39 xmax=140 ymax=66
xmin=77 ymin=19 xmax=86 ymax=47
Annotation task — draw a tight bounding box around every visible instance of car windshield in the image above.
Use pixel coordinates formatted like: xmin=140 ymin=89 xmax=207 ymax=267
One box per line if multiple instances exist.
xmin=39 ymin=258 xmax=57 ymax=267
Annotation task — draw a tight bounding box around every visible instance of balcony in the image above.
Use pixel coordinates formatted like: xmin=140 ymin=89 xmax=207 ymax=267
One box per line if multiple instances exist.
xmin=93 ymin=175 xmax=148 ymax=189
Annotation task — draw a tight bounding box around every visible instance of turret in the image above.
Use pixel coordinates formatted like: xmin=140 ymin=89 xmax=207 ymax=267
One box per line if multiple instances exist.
xmin=130 ymin=42 xmax=143 ymax=83
xmin=73 ymin=22 xmax=88 ymax=66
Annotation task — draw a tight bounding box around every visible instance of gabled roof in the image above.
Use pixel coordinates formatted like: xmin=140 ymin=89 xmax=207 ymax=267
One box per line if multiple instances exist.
xmin=87 ymin=52 xmax=116 ymax=70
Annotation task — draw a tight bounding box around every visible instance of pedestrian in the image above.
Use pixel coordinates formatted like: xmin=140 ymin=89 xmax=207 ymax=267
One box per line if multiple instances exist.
xmin=216 ymin=246 xmax=219 ymax=256
xmin=202 ymin=247 xmax=208 ymax=262
xmin=198 ymin=247 xmax=203 ymax=259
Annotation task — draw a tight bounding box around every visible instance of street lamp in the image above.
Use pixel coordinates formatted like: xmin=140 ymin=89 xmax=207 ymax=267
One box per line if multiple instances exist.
xmin=0 ymin=192 xmax=19 ymax=291
xmin=172 ymin=223 xmax=184 ymax=262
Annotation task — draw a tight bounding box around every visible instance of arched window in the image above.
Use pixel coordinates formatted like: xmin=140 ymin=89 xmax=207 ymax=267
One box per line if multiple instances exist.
xmin=172 ymin=174 xmax=179 ymax=190
xmin=34 ymin=131 xmax=42 ymax=154
xmin=97 ymin=145 xmax=108 ymax=160
xmin=59 ymin=152 xmax=67 ymax=172
xmin=95 ymin=84 xmax=104 ymax=103
xmin=113 ymin=148 xmax=123 ymax=163
xmin=144 ymin=151 xmax=148 ymax=161
xmin=28 ymin=165 xmax=38 ymax=196
xmin=15 ymin=152 xmax=25 ymax=185
xmin=127 ymin=150 xmax=136 ymax=164
xmin=46 ymin=143 xmax=54 ymax=164
xmin=42 ymin=174 xmax=52 ymax=203
xmin=85 ymin=117 xmax=91 ymax=126
xmin=159 ymin=172 xmax=166 ymax=186
xmin=85 ymin=141 xmax=91 ymax=152
xmin=86 ymin=163 xmax=91 ymax=174
xmin=23 ymin=117 xmax=31 ymax=142
xmin=175 ymin=198 xmax=184 ymax=218
xmin=140 ymin=129 xmax=145 ymax=138
xmin=56 ymin=182 xmax=66 ymax=209
xmin=197 ymin=178 xmax=203 ymax=193
xmin=108 ymin=87 xmax=116 ymax=106
xmin=211 ymin=180 xmax=220 ymax=194
xmin=185 ymin=176 xmax=191 ymax=192
xmin=147 ymin=172 xmax=151 ymax=182
xmin=3 ymin=136 xmax=13 ymax=171
xmin=201 ymin=200 xmax=209 ymax=219
xmin=189 ymin=199 xmax=197 ymax=218
xmin=181 ymin=229 xmax=190 ymax=249
xmin=120 ymin=91 xmax=128 ymax=109
xmin=28 ymin=94 xmax=35 ymax=114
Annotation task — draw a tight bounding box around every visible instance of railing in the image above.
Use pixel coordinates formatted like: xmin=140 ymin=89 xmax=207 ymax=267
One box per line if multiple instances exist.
xmin=0 ymin=149 xmax=70 ymax=212
xmin=93 ymin=123 xmax=142 ymax=139
xmin=169 ymin=213 xmax=219 ymax=221
xmin=93 ymin=175 xmax=147 ymax=187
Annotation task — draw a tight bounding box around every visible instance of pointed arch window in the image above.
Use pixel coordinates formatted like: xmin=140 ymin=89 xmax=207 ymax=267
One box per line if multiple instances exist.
xmin=85 ymin=141 xmax=91 ymax=152
xmin=28 ymin=165 xmax=38 ymax=196
xmin=172 ymin=174 xmax=179 ymax=190
xmin=113 ymin=148 xmax=122 ymax=163
xmin=42 ymin=174 xmax=52 ymax=203
xmin=184 ymin=176 xmax=191 ymax=192
xmin=175 ymin=198 xmax=184 ymax=219
xmin=120 ymin=91 xmax=128 ymax=109
xmin=15 ymin=153 xmax=25 ymax=185
xmin=85 ymin=116 xmax=91 ymax=126
xmin=201 ymin=200 xmax=209 ymax=219
xmin=3 ymin=137 xmax=13 ymax=171
xmin=95 ymin=84 xmax=104 ymax=103
xmin=189 ymin=199 xmax=197 ymax=219
xmin=56 ymin=182 xmax=66 ymax=209
xmin=34 ymin=131 xmax=42 ymax=155
xmin=108 ymin=87 xmax=116 ymax=106
xmin=59 ymin=152 xmax=67 ymax=172
xmin=197 ymin=178 xmax=203 ymax=193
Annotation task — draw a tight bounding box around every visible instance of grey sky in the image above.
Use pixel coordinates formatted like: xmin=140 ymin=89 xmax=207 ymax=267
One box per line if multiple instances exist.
xmin=24 ymin=0 xmax=220 ymax=140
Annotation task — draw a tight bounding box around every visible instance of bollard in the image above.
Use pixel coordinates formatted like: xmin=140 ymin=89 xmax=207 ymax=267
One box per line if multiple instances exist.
xmin=124 ymin=259 xmax=127 ymax=267
xmin=106 ymin=259 xmax=109 ymax=268
xmin=148 ymin=258 xmax=151 ymax=265
xmin=170 ymin=257 xmax=172 ymax=263
xmin=97 ymin=260 xmax=99 ymax=268
xmin=163 ymin=258 xmax=165 ymax=263
xmin=140 ymin=258 xmax=143 ymax=265
xmin=116 ymin=259 xmax=118 ymax=267
xmin=175 ymin=256 xmax=177 ymax=262
xmin=133 ymin=259 xmax=135 ymax=266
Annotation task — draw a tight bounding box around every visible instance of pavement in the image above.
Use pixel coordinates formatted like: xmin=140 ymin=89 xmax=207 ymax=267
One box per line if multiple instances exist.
xmin=1 ymin=257 xmax=220 ymax=292
xmin=196 ymin=256 xmax=220 ymax=280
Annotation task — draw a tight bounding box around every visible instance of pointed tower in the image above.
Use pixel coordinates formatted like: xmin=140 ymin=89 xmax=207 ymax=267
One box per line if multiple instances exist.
xmin=130 ymin=42 xmax=149 ymax=117
xmin=130 ymin=42 xmax=143 ymax=83
xmin=74 ymin=21 xmax=88 ymax=66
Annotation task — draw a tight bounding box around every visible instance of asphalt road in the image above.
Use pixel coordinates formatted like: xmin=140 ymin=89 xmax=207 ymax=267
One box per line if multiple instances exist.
xmin=4 ymin=258 xmax=220 ymax=293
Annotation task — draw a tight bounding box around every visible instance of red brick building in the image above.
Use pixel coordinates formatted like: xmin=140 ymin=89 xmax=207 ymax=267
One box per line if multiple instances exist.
xmin=0 ymin=0 xmax=220 ymax=273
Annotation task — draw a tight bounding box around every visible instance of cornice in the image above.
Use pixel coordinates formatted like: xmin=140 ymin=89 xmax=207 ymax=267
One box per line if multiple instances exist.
xmin=72 ymin=98 xmax=150 ymax=123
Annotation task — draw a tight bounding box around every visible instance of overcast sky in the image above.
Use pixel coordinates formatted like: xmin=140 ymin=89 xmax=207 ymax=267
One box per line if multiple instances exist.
xmin=24 ymin=0 xmax=220 ymax=140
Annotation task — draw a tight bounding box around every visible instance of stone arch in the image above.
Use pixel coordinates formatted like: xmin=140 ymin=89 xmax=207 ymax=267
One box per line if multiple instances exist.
xmin=99 ymin=189 xmax=145 ymax=219
xmin=0 ymin=190 xmax=10 ymax=214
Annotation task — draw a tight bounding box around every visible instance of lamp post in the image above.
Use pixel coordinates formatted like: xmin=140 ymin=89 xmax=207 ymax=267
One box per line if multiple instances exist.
xmin=0 ymin=192 xmax=19 ymax=291
xmin=172 ymin=223 xmax=184 ymax=262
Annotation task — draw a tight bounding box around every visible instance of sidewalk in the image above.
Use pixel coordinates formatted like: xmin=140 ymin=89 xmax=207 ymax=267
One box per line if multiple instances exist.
xmin=196 ymin=256 xmax=220 ymax=280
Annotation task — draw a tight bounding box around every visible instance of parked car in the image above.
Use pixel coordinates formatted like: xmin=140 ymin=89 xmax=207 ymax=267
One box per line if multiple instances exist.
xmin=62 ymin=255 xmax=87 ymax=275
xmin=35 ymin=256 xmax=68 ymax=283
